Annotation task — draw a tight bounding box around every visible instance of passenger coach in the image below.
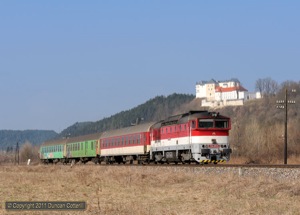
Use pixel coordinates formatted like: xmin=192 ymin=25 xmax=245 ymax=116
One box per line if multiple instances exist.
xmin=99 ymin=122 xmax=154 ymax=164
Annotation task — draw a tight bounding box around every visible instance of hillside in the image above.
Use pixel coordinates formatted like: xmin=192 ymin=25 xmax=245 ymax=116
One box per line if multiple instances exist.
xmin=0 ymin=130 xmax=57 ymax=151
xmin=59 ymin=93 xmax=196 ymax=137
xmin=217 ymin=81 xmax=300 ymax=163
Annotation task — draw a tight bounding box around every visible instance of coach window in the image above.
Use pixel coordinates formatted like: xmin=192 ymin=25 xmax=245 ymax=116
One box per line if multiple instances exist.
xmin=91 ymin=142 xmax=94 ymax=150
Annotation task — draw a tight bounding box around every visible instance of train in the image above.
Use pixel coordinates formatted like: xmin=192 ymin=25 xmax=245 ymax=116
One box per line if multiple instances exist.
xmin=39 ymin=110 xmax=232 ymax=165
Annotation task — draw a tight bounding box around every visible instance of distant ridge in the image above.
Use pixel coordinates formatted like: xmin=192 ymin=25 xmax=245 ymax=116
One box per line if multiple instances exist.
xmin=0 ymin=130 xmax=57 ymax=151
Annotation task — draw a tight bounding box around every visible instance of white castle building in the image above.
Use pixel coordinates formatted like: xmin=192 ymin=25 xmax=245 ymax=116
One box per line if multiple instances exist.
xmin=196 ymin=78 xmax=261 ymax=107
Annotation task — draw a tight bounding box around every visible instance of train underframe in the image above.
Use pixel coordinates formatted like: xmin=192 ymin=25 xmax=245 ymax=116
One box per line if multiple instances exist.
xmin=41 ymin=148 xmax=232 ymax=165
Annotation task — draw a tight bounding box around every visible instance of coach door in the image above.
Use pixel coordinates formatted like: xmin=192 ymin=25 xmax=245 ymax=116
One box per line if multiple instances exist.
xmin=143 ymin=133 xmax=147 ymax=154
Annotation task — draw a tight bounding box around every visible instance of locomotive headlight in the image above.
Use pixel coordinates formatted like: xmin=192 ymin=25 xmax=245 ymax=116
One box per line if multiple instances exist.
xmin=202 ymin=145 xmax=205 ymax=148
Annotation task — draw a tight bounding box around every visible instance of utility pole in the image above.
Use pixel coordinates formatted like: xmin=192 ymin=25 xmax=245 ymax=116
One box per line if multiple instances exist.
xmin=276 ymin=88 xmax=296 ymax=164
xmin=15 ymin=142 xmax=19 ymax=165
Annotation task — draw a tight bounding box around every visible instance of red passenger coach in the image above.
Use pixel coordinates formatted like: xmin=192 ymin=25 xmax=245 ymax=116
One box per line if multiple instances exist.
xmin=150 ymin=111 xmax=232 ymax=164
xmin=99 ymin=122 xmax=154 ymax=164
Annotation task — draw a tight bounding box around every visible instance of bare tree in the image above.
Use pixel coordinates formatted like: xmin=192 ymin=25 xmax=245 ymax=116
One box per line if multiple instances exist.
xmin=255 ymin=78 xmax=264 ymax=98
xmin=255 ymin=77 xmax=278 ymax=97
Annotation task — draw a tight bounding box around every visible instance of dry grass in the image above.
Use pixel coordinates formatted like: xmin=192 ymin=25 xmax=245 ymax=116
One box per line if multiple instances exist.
xmin=230 ymin=155 xmax=300 ymax=164
xmin=0 ymin=164 xmax=300 ymax=215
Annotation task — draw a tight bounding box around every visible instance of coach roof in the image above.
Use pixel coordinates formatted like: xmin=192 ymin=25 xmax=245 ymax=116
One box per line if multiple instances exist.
xmin=66 ymin=133 xmax=102 ymax=144
xmin=101 ymin=122 xmax=155 ymax=138
xmin=41 ymin=138 xmax=68 ymax=147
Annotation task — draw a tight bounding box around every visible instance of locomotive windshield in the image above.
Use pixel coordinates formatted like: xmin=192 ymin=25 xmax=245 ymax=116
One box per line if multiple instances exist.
xmin=198 ymin=119 xmax=229 ymax=129
xmin=198 ymin=119 xmax=214 ymax=128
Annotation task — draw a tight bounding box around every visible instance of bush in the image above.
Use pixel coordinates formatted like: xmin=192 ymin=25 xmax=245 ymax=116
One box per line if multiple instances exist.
xmin=20 ymin=142 xmax=39 ymax=163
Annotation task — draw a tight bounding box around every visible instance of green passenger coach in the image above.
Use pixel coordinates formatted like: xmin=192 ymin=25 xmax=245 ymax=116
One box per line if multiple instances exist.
xmin=39 ymin=133 xmax=102 ymax=164
xmin=65 ymin=133 xmax=102 ymax=164
xmin=40 ymin=139 xmax=68 ymax=164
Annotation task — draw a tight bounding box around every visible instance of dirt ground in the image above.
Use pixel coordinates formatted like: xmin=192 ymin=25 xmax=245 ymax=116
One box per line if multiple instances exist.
xmin=0 ymin=164 xmax=299 ymax=215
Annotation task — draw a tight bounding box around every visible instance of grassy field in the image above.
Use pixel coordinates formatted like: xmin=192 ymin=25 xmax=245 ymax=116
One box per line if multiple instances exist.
xmin=0 ymin=164 xmax=300 ymax=215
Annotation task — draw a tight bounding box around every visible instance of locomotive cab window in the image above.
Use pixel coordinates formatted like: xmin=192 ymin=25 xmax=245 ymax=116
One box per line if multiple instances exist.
xmin=198 ymin=119 xmax=214 ymax=128
xmin=215 ymin=120 xmax=229 ymax=128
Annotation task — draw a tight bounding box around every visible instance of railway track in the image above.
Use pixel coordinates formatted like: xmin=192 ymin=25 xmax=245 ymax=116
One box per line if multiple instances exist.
xmin=89 ymin=162 xmax=300 ymax=168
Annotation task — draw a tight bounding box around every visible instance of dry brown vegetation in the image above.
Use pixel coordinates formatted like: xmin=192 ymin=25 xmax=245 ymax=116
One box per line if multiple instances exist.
xmin=0 ymin=164 xmax=300 ymax=215
xmin=0 ymin=142 xmax=39 ymax=165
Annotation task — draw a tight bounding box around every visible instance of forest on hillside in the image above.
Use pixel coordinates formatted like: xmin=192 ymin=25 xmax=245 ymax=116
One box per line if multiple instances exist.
xmin=59 ymin=93 xmax=196 ymax=137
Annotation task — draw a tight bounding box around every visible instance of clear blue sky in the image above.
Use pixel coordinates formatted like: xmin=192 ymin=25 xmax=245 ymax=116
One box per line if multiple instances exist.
xmin=0 ymin=1 xmax=299 ymax=132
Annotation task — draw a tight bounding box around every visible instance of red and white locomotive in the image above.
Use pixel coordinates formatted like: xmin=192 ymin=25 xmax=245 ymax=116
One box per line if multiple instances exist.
xmin=150 ymin=111 xmax=232 ymax=164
